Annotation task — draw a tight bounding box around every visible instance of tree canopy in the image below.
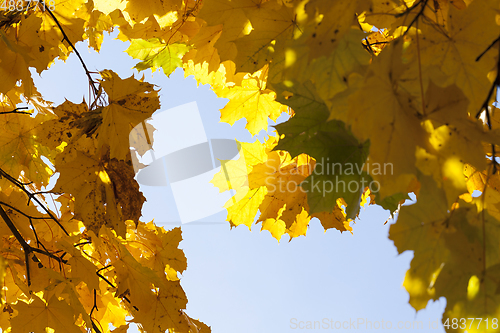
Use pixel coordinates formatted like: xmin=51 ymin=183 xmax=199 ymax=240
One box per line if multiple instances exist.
xmin=1 ymin=0 xmax=500 ymax=332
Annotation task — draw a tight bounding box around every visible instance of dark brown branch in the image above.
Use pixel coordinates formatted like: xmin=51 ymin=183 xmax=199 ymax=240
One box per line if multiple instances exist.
xmin=89 ymin=289 xmax=103 ymax=333
xmin=0 ymin=203 xmax=68 ymax=285
xmin=475 ymin=38 xmax=500 ymax=129
xmin=362 ymin=37 xmax=376 ymax=55
xmin=41 ymin=3 xmax=99 ymax=97
xmin=91 ymin=289 xmax=98 ymax=315
xmin=0 ymin=168 xmax=69 ymax=236
xmin=31 ymin=247 xmax=67 ymax=263
xmin=28 ymin=217 xmax=43 ymax=249
xmin=0 ymin=205 xmax=32 ymax=253
xmin=395 ymin=0 xmax=425 ymax=18
xmin=91 ymin=319 xmax=103 ymax=333
xmin=0 ymin=204 xmax=34 ymax=285
xmin=0 ymin=107 xmax=30 ymax=115
xmin=74 ymin=240 xmax=92 ymax=247
xmin=401 ymin=0 xmax=429 ymax=37
xmin=0 ymin=201 xmax=48 ymax=220
xmin=474 ymin=37 xmax=500 ymax=174
xmin=40 ymin=1 xmax=106 ymax=110
xmin=493 ymin=145 xmax=498 ymax=175
xmin=477 ymin=35 xmax=500 ymax=62
xmin=96 ymin=265 xmax=137 ymax=309
xmin=96 ymin=265 xmax=118 ymax=291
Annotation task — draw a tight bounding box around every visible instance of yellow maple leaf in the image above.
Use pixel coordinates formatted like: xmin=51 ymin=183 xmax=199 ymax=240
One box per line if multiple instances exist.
xmin=11 ymin=295 xmax=82 ymax=333
xmin=217 ymin=71 xmax=284 ymax=135
xmin=0 ymin=32 xmax=32 ymax=95
xmin=98 ymin=69 xmax=160 ymax=160
xmin=125 ymin=0 xmax=182 ymax=25
xmin=389 ymin=175 xmax=452 ymax=310
xmin=408 ymin=0 xmax=499 ymax=116
xmin=52 ymin=149 xmax=144 ymax=237
xmin=0 ymin=112 xmax=54 ymax=189
xmin=344 ymin=40 xmax=425 ymax=198
xmin=36 ymin=0 xmax=87 ymax=60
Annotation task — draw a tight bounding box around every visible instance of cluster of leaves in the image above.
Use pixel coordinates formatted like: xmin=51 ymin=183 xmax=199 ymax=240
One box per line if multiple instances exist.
xmin=0 ymin=1 xmax=210 ymax=332
xmin=3 ymin=0 xmax=500 ymax=332
xmin=193 ymin=1 xmax=500 ymax=330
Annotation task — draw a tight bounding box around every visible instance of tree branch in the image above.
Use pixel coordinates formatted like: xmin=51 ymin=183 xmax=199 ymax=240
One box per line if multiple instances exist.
xmin=40 ymin=1 xmax=105 ymax=109
xmin=96 ymin=265 xmax=138 ymax=310
xmin=0 ymin=107 xmax=30 ymax=115
xmin=475 ymin=37 xmax=500 ymax=129
xmin=0 ymin=168 xmax=69 ymax=236
xmin=41 ymin=2 xmax=98 ymax=96
xmin=0 ymin=203 xmax=68 ymax=285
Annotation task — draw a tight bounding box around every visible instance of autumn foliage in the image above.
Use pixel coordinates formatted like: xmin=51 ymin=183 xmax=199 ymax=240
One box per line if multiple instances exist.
xmin=1 ymin=0 xmax=500 ymax=332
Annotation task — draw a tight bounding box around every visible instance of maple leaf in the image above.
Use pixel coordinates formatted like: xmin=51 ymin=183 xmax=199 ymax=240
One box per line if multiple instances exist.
xmin=57 ymin=239 xmax=100 ymax=291
xmin=309 ymin=29 xmax=370 ymax=101
xmin=273 ymin=80 xmax=370 ymax=218
xmin=11 ymin=295 xmax=82 ymax=333
xmin=391 ymin=173 xmax=500 ymax=325
xmin=52 ymin=149 xmax=145 ymax=237
xmin=197 ymin=0 xmax=258 ymax=66
xmin=98 ymin=69 xmax=161 ymax=160
xmin=0 ymin=31 xmax=33 ymax=96
xmin=217 ymin=70 xmax=284 ymax=136
xmin=85 ymin=10 xmax=114 ymax=51
xmin=249 ymin=151 xmax=314 ymax=239
xmin=462 ymin=164 xmax=500 ymax=223
xmin=229 ymin=0 xmax=298 ymax=73
xmin=304 ymin=0 xmax=369 ymax=58
xmin=344 ymin=39 xmax=426 ymax=198
xmin=415 ymin=82 xmax=500 ymax=205
xmin=312 ymin=206 xmax=352 ymax=234
xmin=39 ymin=100 xmax=94 ymax=153
xmin=36 ymin=0 xmax=87 ymax=60
xmin=434 ymin=208 xmax=500 ymax=326
xmin=213 ymin=135 xmax=351 ymax=240
xmin=389 ymin=174 xmax=452 ymax=310
xmin=126 ymin=222 xmax=187 ymax=280
xmin=406 ymin=0 xmax=500 ymax=116
xmin=183 ymin=24 xmax=222 ymax=73
xmin=12 ymin=15 xmax=53 ymax=74
xmin=0 ymin=112 xmax=54 ymax=189
xmin=125 ymin=0 xmax=182 ymax=24
xmin=112 ymin=244 xmax=165 ymax=313
xmin=126 ymin=38 xmax=191 ymax=76
xmin=5 ymin=0 xmax=500 ymax=331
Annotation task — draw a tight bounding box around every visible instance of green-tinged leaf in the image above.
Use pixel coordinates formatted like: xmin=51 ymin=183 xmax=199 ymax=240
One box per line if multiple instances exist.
xmin=377 ymin=192 xmax=409 ymax=215
xmin=126 ymin=38 xmax=191 ymax=76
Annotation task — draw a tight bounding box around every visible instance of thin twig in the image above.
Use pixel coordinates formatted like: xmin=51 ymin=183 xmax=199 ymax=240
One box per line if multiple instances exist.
xmin=0 ymin=168 xmax=69 ymax=235
xmin=96 ymin=265 xmax=138 ymax=310
xmin=477 ymin=35 xmax=500 ymax=62
xmin=0 ymin=107 xmax=30 ymax=115
xmin=0 ymin=201 xmax=48 ymax=219
xmin=475 ymin=38 xmax=500 ymax=129
xmin=40 ymin=1 xmax=105 ymax=109
xmin=0 ymin=205 xmax=33 ymax=283
xmin=402 ymin=0 xmax=429 ymax=36
xmin=74 ymin=240 xmax=92 ymax=247
xmin=41 ymin=3 xmax=98 ymax=96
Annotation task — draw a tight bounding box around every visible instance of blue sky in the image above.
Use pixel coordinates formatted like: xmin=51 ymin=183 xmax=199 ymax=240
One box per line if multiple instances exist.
xmin=31 ymin=32 xmax=447 ymax=333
